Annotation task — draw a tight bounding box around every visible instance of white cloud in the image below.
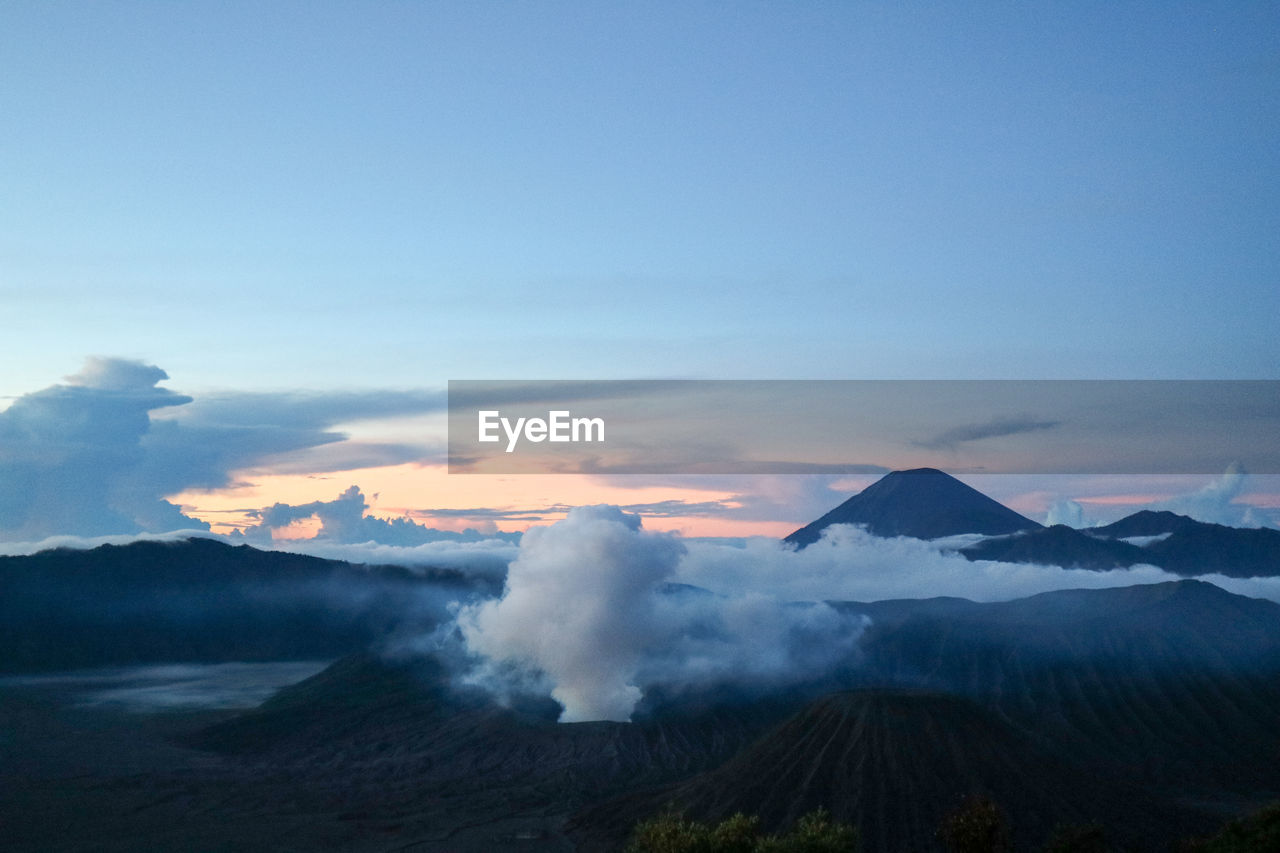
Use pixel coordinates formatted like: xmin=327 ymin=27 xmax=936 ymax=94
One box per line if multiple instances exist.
xmin=1045 ymin=499 xmax=1085 ymax=527
xmin=260 ymin=537 xmax=518 ymax=579
xmin=0 ymin=357 xmax=444 ymax=540
xmin=676 ymin=524 xmax=1180 ymax=604
xmin=0 ymin=529 xmax=221 ymax=557
xmin=457 ymin=506 xmax=683 ymax=722
xmin=455 ymin=506 xmax=869 ymax=722
xmin=241 ymin=485 xmax=517 ymax=548
xmin=1153 ymin=463 xmax=1274 ymax=527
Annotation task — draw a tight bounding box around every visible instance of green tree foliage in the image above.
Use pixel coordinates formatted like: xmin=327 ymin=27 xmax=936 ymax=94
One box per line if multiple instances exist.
xmin=937 ymin=795 xmax=1012 ymax=853
xmin=626 ymin=807 xmax=859 ymax=853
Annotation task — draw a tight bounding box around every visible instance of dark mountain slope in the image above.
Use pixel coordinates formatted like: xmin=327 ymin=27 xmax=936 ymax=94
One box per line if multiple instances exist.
xmin=1145 ymin=523 xmax=1280 ymax=577
xmin=1090 ymin=509 xmax=1205 ymax=538
xmin=183 ymin=582 xmax=1280 ymax=851
xmin=571 ymin=690 xmax=1207 ymax=853
xmin=960 ymin=524 xmax=1150 ymax=569
xmin=786 ymin=472 xmax=1280 ymax=575
xmin=785 ymin=468 xmax=1041 ymax=548
xmin=571 ymin=583 xmax=1280 ymax=850
xmin=841 ymin=581 xmax=1280 ymax=692
xmin=836 ymin=582 xmax=1280 ymax=795
xmin=0 ymin=538 xmax=491 ymax=672
xmin=190 ymin=652 xmax=794 ymax=825
xmin=961 ymin=511 xmax=1280 ymax=577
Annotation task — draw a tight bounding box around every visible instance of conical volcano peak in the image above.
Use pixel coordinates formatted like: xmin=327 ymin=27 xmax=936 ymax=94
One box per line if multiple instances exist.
xmin=784 ymin=468 xmax=1041 ymax=548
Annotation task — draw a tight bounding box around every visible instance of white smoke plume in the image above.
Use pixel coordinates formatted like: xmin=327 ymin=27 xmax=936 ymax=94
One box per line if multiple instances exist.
xmin=451 ymin=505 xmax=1280 ymax=723
xmin=456 ymin=506 xmax=868 ymax=722
xmin=1045 ymin=499 xmax=1086 ymax=528
xmin=458 ymin=506 xmax=681 ymax=722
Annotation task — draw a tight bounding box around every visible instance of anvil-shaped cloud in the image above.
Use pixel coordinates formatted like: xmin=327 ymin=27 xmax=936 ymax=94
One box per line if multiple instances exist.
xmin=0 ymin=357 xmax=443 ymax=540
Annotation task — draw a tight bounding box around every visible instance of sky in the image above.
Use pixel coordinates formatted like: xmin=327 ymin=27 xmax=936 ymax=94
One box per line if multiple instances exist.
xmin=1 ymin=2 xmax=1278 ymax=544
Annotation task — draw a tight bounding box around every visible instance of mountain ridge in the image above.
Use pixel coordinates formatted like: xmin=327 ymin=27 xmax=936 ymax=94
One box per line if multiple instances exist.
xmin=569 ymin=689 xmax=1210 ymax=852
xmin=786 ymin=468 xmax=1280 ymax=576
xmin=784 ymin=468 xmax=1042 ymax=547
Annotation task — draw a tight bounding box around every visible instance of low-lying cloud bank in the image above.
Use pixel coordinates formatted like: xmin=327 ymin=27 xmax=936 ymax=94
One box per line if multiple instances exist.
xmin=0 ymin=529 xmax=224 ymax=557
xmin=445 ymin=507 xmax=1280 ymax=723
xmin=679 ymin=525 xmax=1181 ymax=603
xmin=0 ymin=528 xmax=518 ymax=580
xmin=8 ymin=504 xmax=1280 ymax=724
xmin=238 ymin=485 xmax=520 ymax=549
xmin=267 ymin=537 xmax=518 ymax=579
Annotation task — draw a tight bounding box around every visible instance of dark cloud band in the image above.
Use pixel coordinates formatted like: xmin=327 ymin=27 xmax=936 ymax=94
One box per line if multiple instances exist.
xmin=448 ymin=380 xmax=1280 ymax=475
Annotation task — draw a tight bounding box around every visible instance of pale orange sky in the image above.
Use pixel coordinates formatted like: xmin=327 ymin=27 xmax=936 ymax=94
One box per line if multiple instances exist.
xmin=171 ymin=461 xmax=1280 ymax=544
xmin=171 ymin=462 xmax=799 ymax=539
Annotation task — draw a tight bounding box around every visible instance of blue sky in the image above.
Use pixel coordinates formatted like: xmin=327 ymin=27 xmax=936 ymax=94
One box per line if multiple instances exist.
xmin=1 ymin=2 xmax=1278 ymax=540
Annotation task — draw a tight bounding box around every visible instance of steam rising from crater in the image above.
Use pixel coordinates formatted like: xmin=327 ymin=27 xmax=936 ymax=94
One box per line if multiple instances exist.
xmin=456 ymin=506 xmax=867 ymax=722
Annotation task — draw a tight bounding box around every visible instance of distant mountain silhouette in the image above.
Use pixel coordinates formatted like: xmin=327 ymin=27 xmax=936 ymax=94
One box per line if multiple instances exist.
xmin=0 ymin=538 xmax=494 ymax=673
xmin=784 ymin=468 xmax=1041 ymax=547
xmin=962 ymin=511 xmax=1280 ymax=577
xmin=569 ymin=580 xmax=1280 ymax=850
xmin=785 ymin=471 xmax=1280 ymax=576
xmin=845 ymin=580 xmax=1280 ymax=689
xmin=1147 ymin=523 xmax=1280 ymax=577
xmin=1089 ymin=509 xmax=1204 ymax=538
xmin=1091 ymin=512 xmax=1280 ymax=577
xmin=961 ymin=524 xmax=1150 ymax=570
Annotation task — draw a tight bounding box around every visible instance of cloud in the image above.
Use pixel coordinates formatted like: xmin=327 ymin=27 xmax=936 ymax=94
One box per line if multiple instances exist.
xmin=256 ymin=441 xmax=439 ymax=476
xmin=0 ymin=529 xmax=222 ymax=557
xmin=67 ymin=358 xmax=174 ymax=391
xmin=0 ymin=527 xmax=517 ymax=582
xmin=590 ymin=473 xmax=874 ymax=524
xmin=454 ymin=506 xmax=869 ymax=722
xmin=457 ymin=506 xmax=683 ymax=722
xmin=1045 ymin=499 xmax=1085 ymax=527
xmin=143 ymin=388 xmax=445 ymax=489
xmin=1197 ymin=573 xmax=1280 ymax=603
xmin=451 ymin=503 xmax=1280 ymax=723
xmin=420 ymin=498 xmax=737 ymax=522
xmin=0 ymin=357 xmax=445 ymax=540
xmin=179 ymin=389 xmax=446 ymax=429
xmin=415 ymin=506 xmax=567 ymax=522
xmin=0 ymin=358 xmax=201 ymax=538
xmin=678 ymin=524 xmax=1181 ymax=604
xmin=1152 ymin=463 xmax=1273 ymax=527
xmin=2 ymin=662 xmax=332 ymax=713
xmin=914 ymin=414 xmax=1061 ymax=451
xmin=452 ymin=381 xmax=1280 ymax=477
xmin=261 ymin=537 xmax=518 ymax=580
xmin=242 ymin=485 xmax=520 ymax=548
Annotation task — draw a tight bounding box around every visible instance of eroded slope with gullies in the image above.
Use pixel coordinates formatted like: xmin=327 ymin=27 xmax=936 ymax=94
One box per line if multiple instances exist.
xmin=571 ymin=689 xmax=1208 ymax=852
xmin=187 ymin=652 xmax=797 ymax=848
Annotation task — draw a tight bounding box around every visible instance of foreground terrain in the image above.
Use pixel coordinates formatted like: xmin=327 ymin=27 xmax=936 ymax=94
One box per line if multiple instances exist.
xmin=4 ymin=469 xmax=1280 ymax=851
xmin=5 ymin=576 xmax=1280 ymax=851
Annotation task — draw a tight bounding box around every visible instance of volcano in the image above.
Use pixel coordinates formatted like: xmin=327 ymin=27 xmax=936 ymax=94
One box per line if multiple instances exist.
xmin=570 ymin=690 xmax=1207 ymax=852
xmin=784 ymin=468 xmax=1041 ymax=548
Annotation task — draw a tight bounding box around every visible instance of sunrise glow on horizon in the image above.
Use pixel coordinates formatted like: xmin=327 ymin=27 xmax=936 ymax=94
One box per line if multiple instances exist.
xmin=2 ymin=3 xmax=1277 ymax=547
